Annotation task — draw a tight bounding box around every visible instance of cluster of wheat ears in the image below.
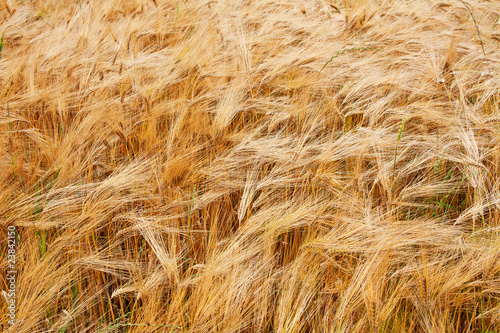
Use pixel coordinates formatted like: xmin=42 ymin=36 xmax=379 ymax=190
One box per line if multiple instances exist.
xmin=1 ymin=0 xmax=500 ymax=332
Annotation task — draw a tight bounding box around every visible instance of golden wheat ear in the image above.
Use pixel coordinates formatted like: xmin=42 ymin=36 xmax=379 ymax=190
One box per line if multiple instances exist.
xmin=1 ymin=0 xmax=500 ymax=331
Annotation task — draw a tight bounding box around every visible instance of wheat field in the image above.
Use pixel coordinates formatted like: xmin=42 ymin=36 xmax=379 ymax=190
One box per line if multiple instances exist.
xmin=1 ymin=0 xmax=500 ymax=332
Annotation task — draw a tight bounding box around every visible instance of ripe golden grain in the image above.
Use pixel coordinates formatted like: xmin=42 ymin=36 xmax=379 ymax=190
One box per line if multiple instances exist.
xmin=1 ymin=0 xmax=500 ymax=332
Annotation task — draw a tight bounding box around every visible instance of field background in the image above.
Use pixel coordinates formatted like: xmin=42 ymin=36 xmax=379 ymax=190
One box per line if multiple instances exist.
xmin=1 ymin=0 xmax=500 ymax=332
